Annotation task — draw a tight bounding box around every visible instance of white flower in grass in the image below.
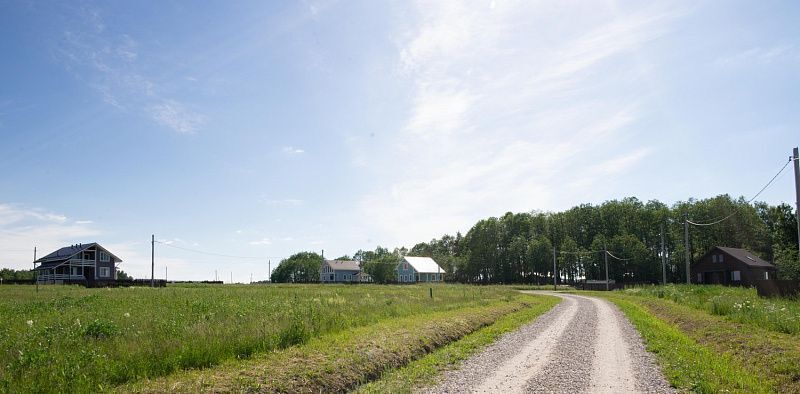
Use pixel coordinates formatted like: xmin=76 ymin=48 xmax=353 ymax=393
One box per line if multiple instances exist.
xmin=124 ymin=312 xmax=131 ymax=318
xmin=26 ymin=320 xmax=33 ymax=327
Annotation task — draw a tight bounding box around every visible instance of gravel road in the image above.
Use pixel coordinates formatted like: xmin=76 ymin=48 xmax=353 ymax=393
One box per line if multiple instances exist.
xmin=423 ymin=292 xmax=673 ymax=394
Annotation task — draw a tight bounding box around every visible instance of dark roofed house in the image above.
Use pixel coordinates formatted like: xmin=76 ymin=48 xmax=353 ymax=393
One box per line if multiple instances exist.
xmin=34 ymin=243 xmax=122 ymax=284
xmin=319 ymin=259 xmax=362 ymax=283
xmin=691 ymin=246 xmax=776 ymax=287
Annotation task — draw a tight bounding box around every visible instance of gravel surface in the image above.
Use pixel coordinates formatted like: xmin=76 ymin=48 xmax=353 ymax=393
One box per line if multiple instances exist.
xmin=422 ymin=292 xmax=674 ymax=394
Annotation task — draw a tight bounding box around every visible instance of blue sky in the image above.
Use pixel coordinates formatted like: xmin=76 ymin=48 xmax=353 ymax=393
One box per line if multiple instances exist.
xmin=1 ymin=0 xmax=798 ymax=282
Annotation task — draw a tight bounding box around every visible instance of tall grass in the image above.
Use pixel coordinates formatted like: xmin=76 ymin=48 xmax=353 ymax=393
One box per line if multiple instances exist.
xmin=0 ymin=284 xmax=515 ymax=393
xmin=623 ymin=284 xmax=800 ymax=335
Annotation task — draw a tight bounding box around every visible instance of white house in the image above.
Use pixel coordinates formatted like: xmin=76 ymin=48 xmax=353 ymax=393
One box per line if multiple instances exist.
xmin=396 ymin=256 xmax=445 ymax=283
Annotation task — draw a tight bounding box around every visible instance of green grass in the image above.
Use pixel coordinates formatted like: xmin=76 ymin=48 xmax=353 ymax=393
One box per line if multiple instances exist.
xmin=623 ymin=284 xmax=800 ymax=335
xmin=123 ymin=294 xmax=556 ymax=393
xmin=0 ymin=284 xmax=521 ymax=393
xmin=597 ymin=293 xmax=769 ymax=393
xmin=355 ymin=294 xmax=560 ymax=393
xmin=593 ymin=289 xmax=800 ymax=393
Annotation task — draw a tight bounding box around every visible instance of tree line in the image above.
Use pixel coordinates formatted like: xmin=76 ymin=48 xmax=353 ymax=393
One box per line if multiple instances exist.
xmin=271 ymin=194 xmax=799 ymax=284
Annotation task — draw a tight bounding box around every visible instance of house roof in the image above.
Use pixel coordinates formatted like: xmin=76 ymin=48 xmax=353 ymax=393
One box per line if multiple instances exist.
xmin=35 ymin=243 xmax=122 ymax=266
xmin=325 ymin=260 xmax=360 ymax=271
xmin=715 ymin=247 xmax=775 ymax=268
xmin=402 ymin=256 xmax=445 ymax=274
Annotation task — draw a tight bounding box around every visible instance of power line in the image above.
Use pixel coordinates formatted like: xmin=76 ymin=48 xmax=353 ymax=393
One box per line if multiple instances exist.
xmin=605 ymin=250 xmax=630 ymax=261
xmin=154 ymin=241 xmax=282 ymax=260
xmin=688 ymin=157 xmax=793 ymax=226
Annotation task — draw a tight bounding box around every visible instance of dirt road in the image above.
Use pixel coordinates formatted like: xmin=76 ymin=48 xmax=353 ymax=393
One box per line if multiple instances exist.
xmin=424 ymin=292 xmax=673 ymax=393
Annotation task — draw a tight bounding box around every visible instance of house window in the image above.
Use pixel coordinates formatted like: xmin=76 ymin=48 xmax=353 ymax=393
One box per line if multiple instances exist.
xmin=99 ymin=267 xmax=110 ymax=278
xmin=719 ymin=254 xmax=724 ymax=262
xmin=764 ymin=271 xmax=770 ymax=280
xmin=697 ymin=273 xmax=702 ymax=283
xmin=100 ymin=252 xmax=110 ymax=262
xmin=712 ymin=255 xmax=717 ymax=263
xmin=731 ymin=271 xmax=741 ymax=281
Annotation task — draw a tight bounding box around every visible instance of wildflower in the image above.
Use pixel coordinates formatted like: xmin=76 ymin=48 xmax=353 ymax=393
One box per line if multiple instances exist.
xmin=75 ymin=318 xmax=81 ymax=327
xmin=124 ymin=312 xmax=131 ymax=318
xmin=26 ymin=320 xmax=33 ymax=327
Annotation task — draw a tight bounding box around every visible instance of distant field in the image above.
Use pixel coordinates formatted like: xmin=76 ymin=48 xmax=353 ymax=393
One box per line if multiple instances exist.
xmin=0 ymin=284 xmax=536 ymax=393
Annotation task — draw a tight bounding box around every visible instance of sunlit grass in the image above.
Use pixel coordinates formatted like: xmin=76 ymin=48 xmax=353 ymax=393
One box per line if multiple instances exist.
xmin=623 ymin=284 xmax=800 ymax=335
xmin=0 ymin=284 xmax=514 ymax=393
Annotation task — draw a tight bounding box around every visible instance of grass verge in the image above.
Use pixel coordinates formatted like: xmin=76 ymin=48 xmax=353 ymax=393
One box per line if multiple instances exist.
xmin=594 ymin=291 xmax=800 ymax=393
xmin=354 ymin=294 xmax=560 ymax=393
xmin=123 ymin=295 xmax=555 ymax=393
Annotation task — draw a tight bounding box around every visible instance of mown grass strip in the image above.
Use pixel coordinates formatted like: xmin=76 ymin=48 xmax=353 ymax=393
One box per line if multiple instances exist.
xmin=354 ymin=294 xmax=560 ymax=393
xmin=600 ymin=295 xmax=769 ymax=393
xmin=124 ymin=296 xmax=555 ymax=393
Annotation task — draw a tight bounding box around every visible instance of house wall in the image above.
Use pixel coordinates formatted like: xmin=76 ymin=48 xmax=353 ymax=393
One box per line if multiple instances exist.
xmin=320 ymin=266 xmax=360 ymax=282
xmin=691 ymin=249 xmax=775 ymax=286
xmin=397 ymin=261 xmax=417 ymax=283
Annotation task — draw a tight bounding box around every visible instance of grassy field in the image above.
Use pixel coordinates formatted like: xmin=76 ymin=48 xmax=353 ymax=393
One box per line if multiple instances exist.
xmin=623 ymin=284 xmax=800 ymax=335
xmin=595 ymin=285 xmax=800 ymax=393
xmin=0 ymin=284 xmax=537 ymax=393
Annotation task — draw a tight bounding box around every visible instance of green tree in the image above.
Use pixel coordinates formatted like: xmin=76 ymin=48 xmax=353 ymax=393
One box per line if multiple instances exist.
xmin=271 ymin=252 xmax=322 ymax=283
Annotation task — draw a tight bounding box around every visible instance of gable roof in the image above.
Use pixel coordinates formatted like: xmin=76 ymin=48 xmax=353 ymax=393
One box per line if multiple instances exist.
xmin=324 ymin=260 xmax=360 ymax=271
xmin=35 ymin=243 xmax=122 ymax=265
xmin=714 ymin=246 xmax=775 ymax=268
xmin=401 ymin=256 xmax=445 ymax=274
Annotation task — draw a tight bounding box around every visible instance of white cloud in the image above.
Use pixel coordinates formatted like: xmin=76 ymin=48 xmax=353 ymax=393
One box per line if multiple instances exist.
xmin=714 ymin=45 xmax=796 ymax=66
xmin=281 ymin=146 xmax=305 ymax=155
xmin=355 ymin=2 xmax=681 ymax=246
xmin=249 ymin=238 xmax=272 ymax=245
xmin=75 ymin=220 xmax=94 ymax=224
xmin=261 ymin=198 xmax=304 ymax=206
xmin=56 ymin=8 xmax=207 ymax=134
xmin=0 ymin=203 xmax=100 ymax=270
xmin=149 ymin=100 xmax=206 ymax=134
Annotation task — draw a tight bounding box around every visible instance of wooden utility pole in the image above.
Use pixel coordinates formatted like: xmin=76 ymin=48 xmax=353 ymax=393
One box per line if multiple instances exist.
xmin=604 ymin=245 xmax=609 ymax=291
xmin=793 ymin=147 xmax=800 ymax=263
xmin=660 ymin=223 xmax=667 ymax=285
xmin=684 ymin=213 xmax=691 ymax=284
xmin=552 ymin=246 xmax=557 ymax=291
xmin=34 ymin=246 xmax=38 ymax=293
xmin=151 ymin=234 xmax=155 ymax=288
xmin=165 ymin=266 xmax=168 ymax=283
xmin=268 ymin=260 xmax=271 ymax=282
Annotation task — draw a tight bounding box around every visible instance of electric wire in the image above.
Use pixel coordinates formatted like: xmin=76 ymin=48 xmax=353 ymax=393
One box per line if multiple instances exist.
xmin=605 ymin=250 xmax=630 ymax=261
xmin=154 ymin=241 xmax=282 ymax=260
xmin=687 ymin=157 xmax=793 ymax=226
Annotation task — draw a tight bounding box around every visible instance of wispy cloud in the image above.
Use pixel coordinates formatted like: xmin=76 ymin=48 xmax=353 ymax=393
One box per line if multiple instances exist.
xmin=149 ymin=100 xmax=206 ymax=134
xmin=713 ymin=45 xmax=796 ymax=66
xmin=261 ymin=198 xmax=304 ymax=206
xmin=55 ymin=6 xmax=207 ymax=133
xmin=0 ymin=203 xmax=100 ymax=269
xmin=249 ymin=238 xmax=272 ymax=245
xmin=356 ymin=1 xmax=681 ymax=246
xmin=281 ymin=146 xmax=305 ymax=155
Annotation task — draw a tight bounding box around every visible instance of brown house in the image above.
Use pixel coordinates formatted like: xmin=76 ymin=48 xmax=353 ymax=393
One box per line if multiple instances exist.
xmin=691 ymin=246 xmax=777 ymax=286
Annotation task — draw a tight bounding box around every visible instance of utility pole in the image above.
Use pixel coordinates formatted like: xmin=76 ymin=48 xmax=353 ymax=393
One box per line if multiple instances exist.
xmin=165 ymin=266 xmax=168 ymax=283
xmin=552 ymin=246 xmax=557 ymax=291
xmin=151 ymin=234 xmax=155 ymax=288
xmin=34 ymin=246 xmax=38 ymax=293
xmin=660 ymin=223 xmax=667 ymax=286
xmin=793 ymin=147 xmax=800 ymax=263
xmin=604 ymin=246 xmax=609 ymax=291
xmin=230 ymin=271 xmax=233 ymax=284
xmin=268 ymin=260 xmax=271 ymax=282
xmin=684 ymin=212 xmax=691 ymax=284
